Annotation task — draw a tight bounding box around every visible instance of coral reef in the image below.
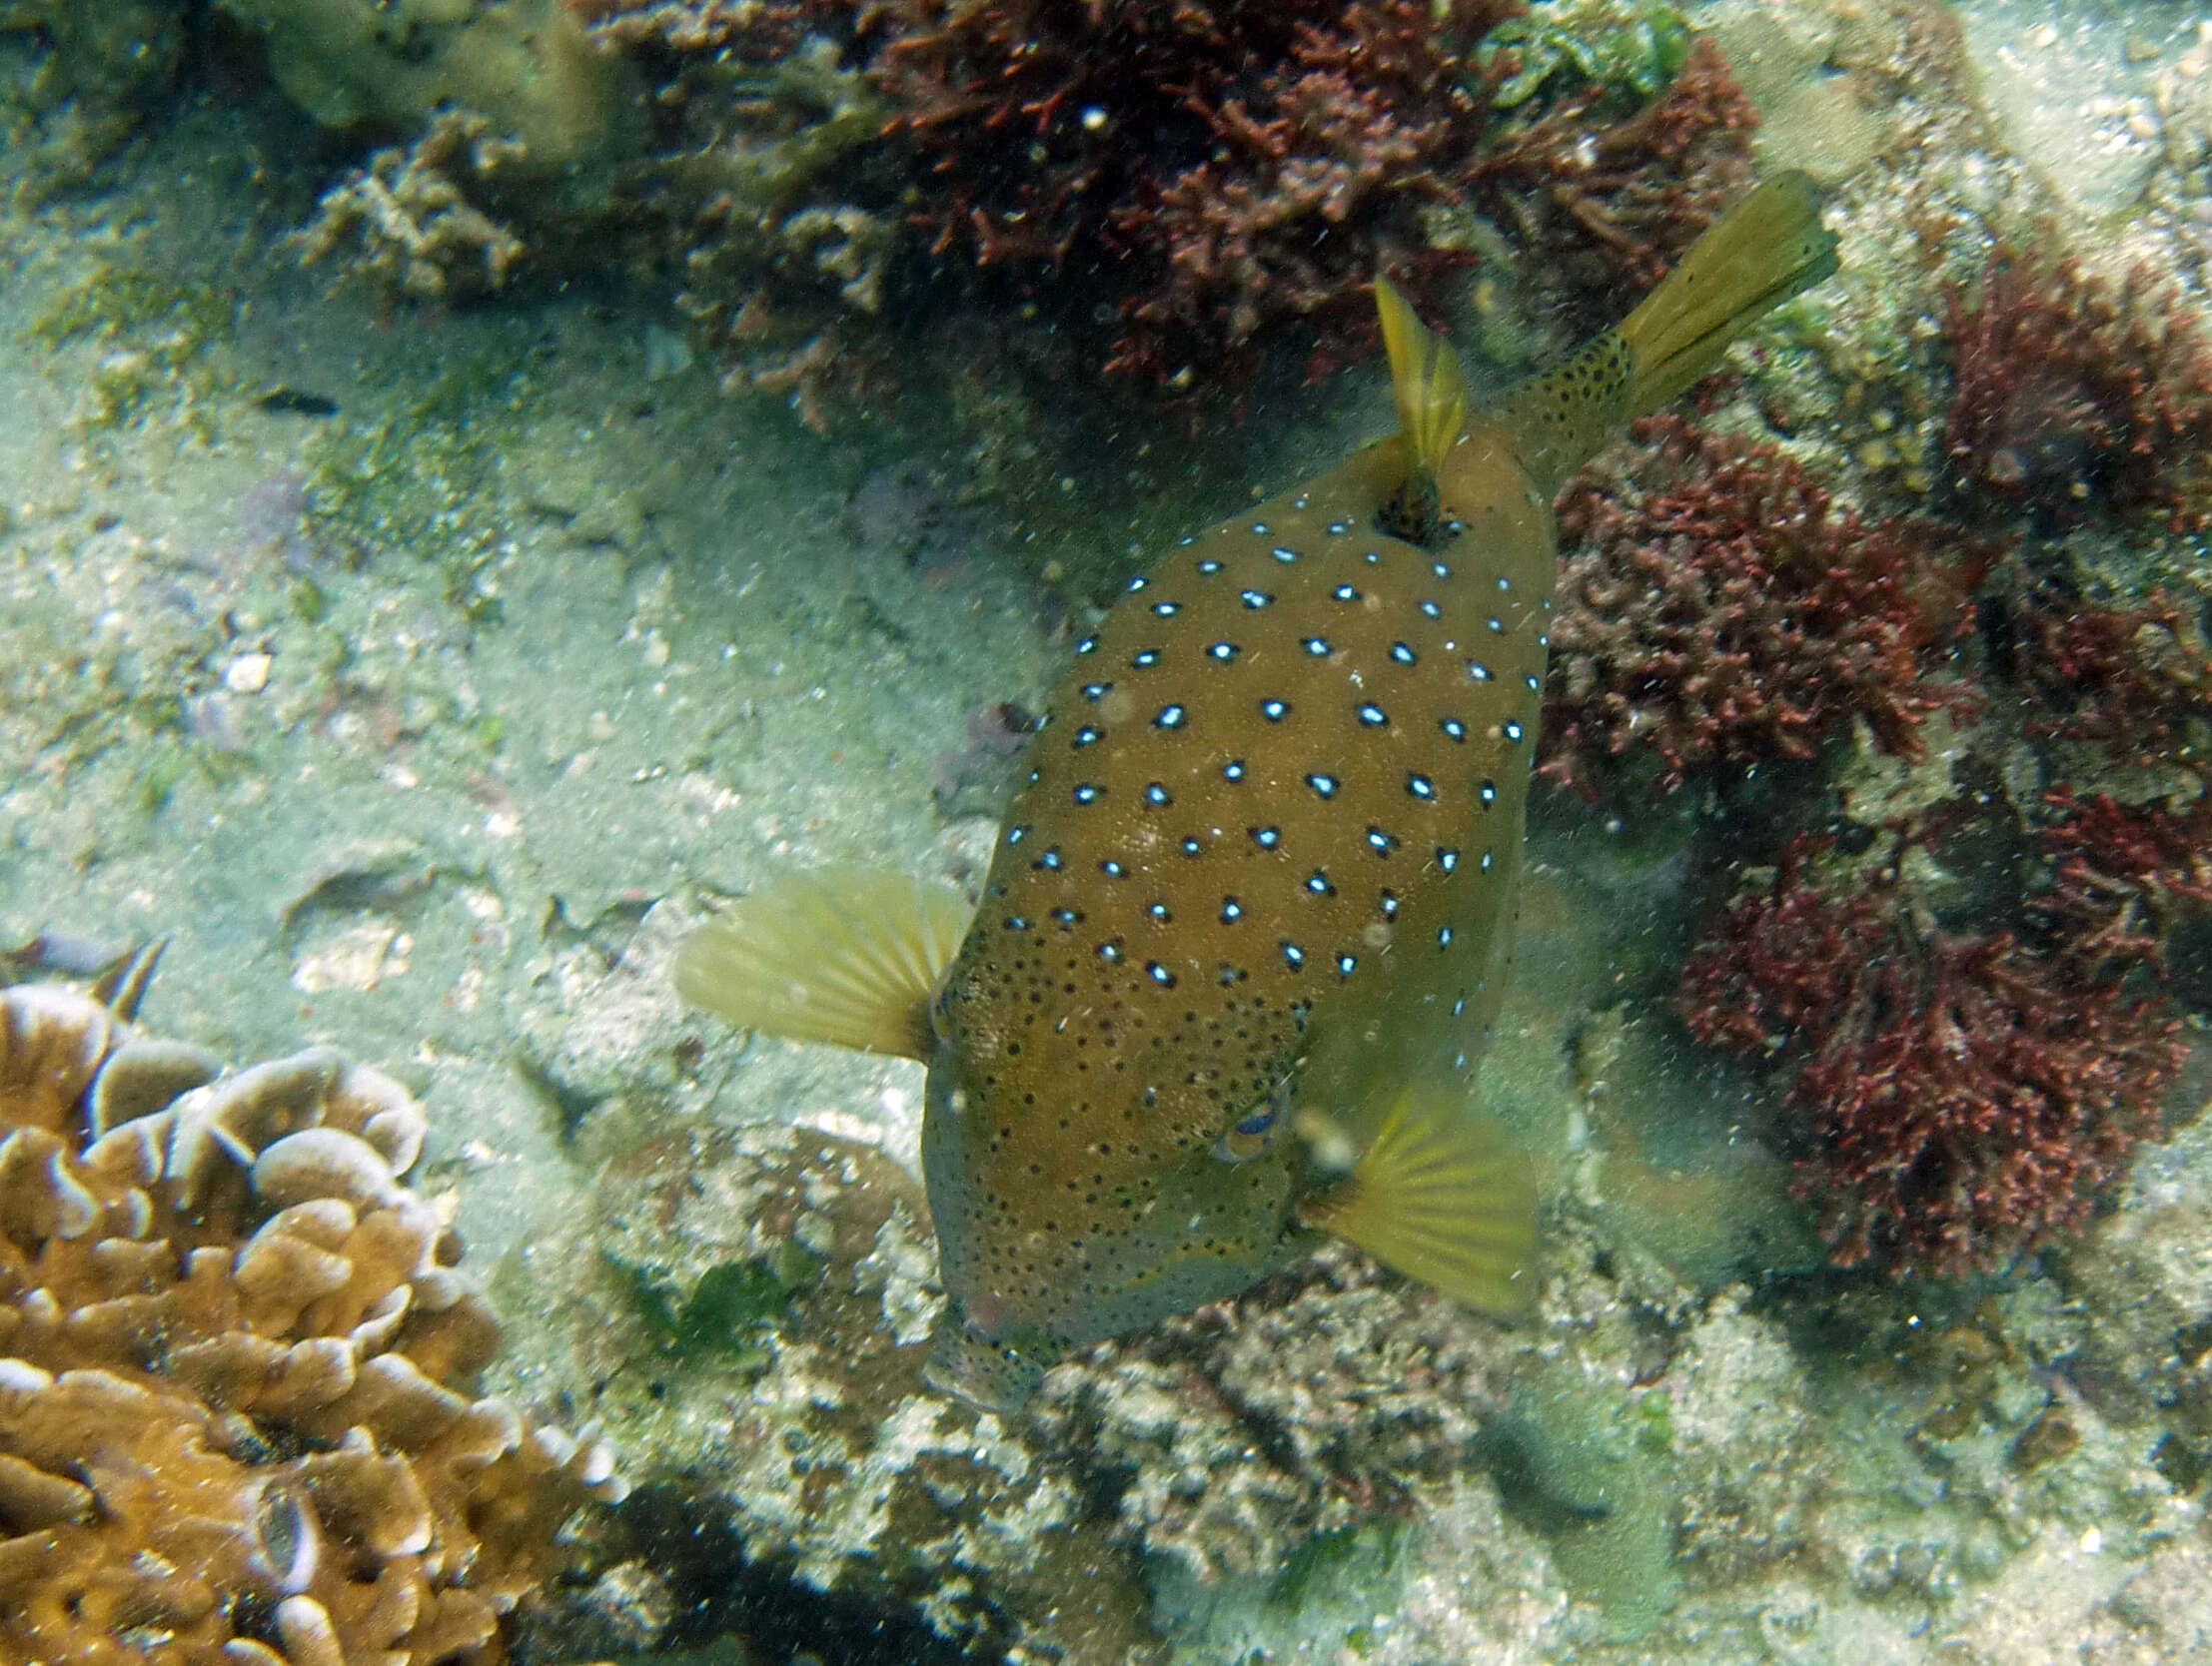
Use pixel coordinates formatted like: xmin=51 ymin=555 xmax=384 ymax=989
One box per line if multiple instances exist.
xmin=0 ymin=975 xmax=622 ymax=1664
xmin=299 ymin=113 xmax=528 ymax=304
xmin=1540 ymin=415 xmax=1983 ymax=796
xmin=1675 ymin=845 xmax=2184 ymax=1275
xmin=1940 ymin=246 xmax=2212 ymax=532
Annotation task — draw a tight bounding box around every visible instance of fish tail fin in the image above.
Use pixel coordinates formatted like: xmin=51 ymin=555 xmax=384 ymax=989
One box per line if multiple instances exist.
xmin=1299 ymin=1086 xmax=1538 ymax=1315
xmin=1617 ymin=170 xmax=1837 ymax=415
xmin=673 ymin=868 xmax=971 ymax=1062
xmin=1505 ymin=172 xmax=1838 ymax=493
xmin=1376 ymin=276 xmax=1470 ymax=536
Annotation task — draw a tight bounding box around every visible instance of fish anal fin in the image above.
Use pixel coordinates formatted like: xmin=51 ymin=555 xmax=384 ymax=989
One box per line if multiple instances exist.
xmin=1375 ymin=276 xmax=1470 ymax=497
xmin=1299 ymin=1086 xmax=1537 ymax=1315
xmin=674 ymin=867 xmax=972 ymax=1063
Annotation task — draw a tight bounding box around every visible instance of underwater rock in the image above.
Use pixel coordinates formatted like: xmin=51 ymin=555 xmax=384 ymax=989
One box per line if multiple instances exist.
xmin=215 ymin=0 xmax=641 ymax=176
xmin=578 ymin=1118 xmax=1161 ymax=1662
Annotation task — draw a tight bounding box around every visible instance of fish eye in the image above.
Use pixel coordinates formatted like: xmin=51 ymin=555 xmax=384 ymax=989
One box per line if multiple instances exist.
xmin=1212 ymin=1102 xmax=1281 ymax=1164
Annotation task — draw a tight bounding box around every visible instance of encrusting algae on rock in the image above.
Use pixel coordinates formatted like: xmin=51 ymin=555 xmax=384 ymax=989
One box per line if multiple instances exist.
xmin=678 ymin=173 xmax=1840 ymax=1411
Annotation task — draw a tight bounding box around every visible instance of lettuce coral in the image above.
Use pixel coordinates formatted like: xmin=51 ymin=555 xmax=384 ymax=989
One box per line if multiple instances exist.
xmin=0 ymin=975 xmax=623 ymax=1665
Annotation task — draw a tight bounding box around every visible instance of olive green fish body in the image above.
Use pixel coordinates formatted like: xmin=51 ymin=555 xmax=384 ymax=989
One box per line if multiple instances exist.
xmin=675 ymin=174 xmax=1840 ymax=1412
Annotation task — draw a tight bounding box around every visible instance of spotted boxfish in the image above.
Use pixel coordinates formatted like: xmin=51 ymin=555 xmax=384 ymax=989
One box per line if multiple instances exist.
xmin=677 ymin=174 xmax=1838 ymax=1411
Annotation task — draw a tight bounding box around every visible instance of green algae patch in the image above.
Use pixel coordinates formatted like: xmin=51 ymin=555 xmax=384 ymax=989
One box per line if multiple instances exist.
xmin=611 ymin=1244 xmax=822 ymax=1365
xmin=1483 ymin=1363 xmax=1679 ymax=1640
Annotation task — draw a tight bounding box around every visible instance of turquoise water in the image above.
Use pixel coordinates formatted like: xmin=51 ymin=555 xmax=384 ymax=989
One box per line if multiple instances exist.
xmin=2 ymin=3 xmax=2211 ymax=1663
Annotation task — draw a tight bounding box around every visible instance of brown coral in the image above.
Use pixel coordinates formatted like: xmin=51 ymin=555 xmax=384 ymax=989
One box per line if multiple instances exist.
xmin=0 ymin=978 xmax=622 ymax=1666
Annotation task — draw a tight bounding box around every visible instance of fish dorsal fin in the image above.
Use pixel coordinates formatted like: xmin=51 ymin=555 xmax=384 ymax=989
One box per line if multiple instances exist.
xmin=674 ymin=867 xmax=972 ymax=1062
xmin=1299 ymin=1085 xmax=1537 ymax=1315
xmin=1376 ymin=276 xmax=1470 ymax=489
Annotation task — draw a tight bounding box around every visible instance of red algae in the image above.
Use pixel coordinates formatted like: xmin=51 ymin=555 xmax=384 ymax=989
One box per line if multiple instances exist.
xmin=1677 ymin=843 xmax=2184 ymax=1277
xmin=1942 ymin=247 xmax=2212 ymax=531
xmin=1541 ymin=415 xmax=1986 ymax=796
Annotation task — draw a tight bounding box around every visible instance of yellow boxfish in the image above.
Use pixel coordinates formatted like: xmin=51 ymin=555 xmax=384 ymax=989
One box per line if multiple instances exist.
xmin=677 ymin=174 xmax=1838 ymax=1411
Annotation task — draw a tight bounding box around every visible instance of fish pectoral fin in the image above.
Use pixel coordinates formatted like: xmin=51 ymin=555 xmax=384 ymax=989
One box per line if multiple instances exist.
xmin=674 ymin=867 xmax=972 ymax=1062
xmin=1298 ymin=1086 xmax=1537 ymax=1316
xmin=1375 ymin=275 xmax=1469 ymax=490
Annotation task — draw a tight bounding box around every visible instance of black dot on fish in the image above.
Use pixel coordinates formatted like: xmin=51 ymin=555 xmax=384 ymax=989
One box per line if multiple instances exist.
xmin=1366 ymin=827 xmax=1397 ymax=854
xmin=1358 ymin=703 xmax=1388 ymax=727
xmin=1283 ymin=942 xmax=1305 ymax=968
xmin=1303 ymin=636 xmax=1331 ymax=656
xmin=1221 ymin=898 xmax=1243 ymax=923
xmin=1182 ymin=835 xmax=1204 ymax=855
xmin=1074 ymin=783 xmax=1103 ymax=804
xmin=1333 ymin=584 xmax=1360 ymax=602
xmin=1145 ymin=782 xmax=1172 ymax=806
xmin=1438 ymin=926 xmax=1454 ymax=947
xmin=1155 ymin=703 xmax=1186 ymax=728
xmin=1038 ymin=848 xmax=1064 ymax=870
xmin=1438 ymin=847 xmax=1459 ymax=872
xmin=1135 ymin=649 xmax=1162 ymax=668
xmin=1408 ymin=774 xmax=1435 ymax=799
xmin=1223 ymin=759 xmax=1246 ymax=782
xmin=1336 ymin=953 xmax=1357 ymax=976
xmin=1147 ymin=962 xmax=1176 ymax=987
xmin=1102 ymin=859 xmax=1127 ymax=877
xmin=1503 ymin=721 xmax=1525 ymax=743
xmin=1261 ymin=698 xmax=1291 ymax=722
xmin=1478 ymin=780 xmax=1497 ymax=805
xmin=1468 ymin=661 xmax=1493 ymax=681
xmin=1153 ymin=601 xmax=1182 ymax=617
xmin=1442 ymin=718 xmax=1467 ymax=742
xmin=1420 ymin=600 xmax=1442 ymax=619
xmin=1252 ymin=826 xmax=1281 ymax=850
xmin=1381 ymin=889 xmax=1399 ymax=918
xmin=1390 ymin=642 xmax=1416 ymax=665
xmin=1147 ymin=901 xmax=1171 ymax=921
xmin=1074 ymin=726 xmax=1102 ymax=747
xmin=1272 ymin=546 xmax=1300 ymax=564
xmin=1242 ymin=589 xmax=1274 ymax=609
xmin=1306 ymin=772 xmax=1338 ymax=799
xmin=1306 ymin=869 xmax=1335 ymax=896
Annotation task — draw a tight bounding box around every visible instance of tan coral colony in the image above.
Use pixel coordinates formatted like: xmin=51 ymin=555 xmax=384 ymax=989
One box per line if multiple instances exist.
xmin=0 ymin=968 xmax=624 ymax=1666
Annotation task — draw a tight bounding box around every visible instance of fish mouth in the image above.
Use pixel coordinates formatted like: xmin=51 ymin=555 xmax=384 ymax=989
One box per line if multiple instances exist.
xmin=922 ymin=1304 xmax=1050 ymax=1413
